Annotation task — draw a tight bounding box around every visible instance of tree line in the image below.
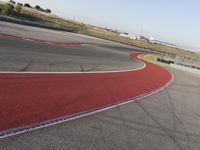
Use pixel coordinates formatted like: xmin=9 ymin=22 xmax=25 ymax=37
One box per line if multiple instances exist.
xmin=0 ymin=0 xmax=51 ymax=14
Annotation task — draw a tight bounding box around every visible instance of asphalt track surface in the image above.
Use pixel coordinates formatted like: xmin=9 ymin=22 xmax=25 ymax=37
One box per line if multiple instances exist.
xmin=0 ymin=21 xmax=133 ymax=46
xmin=1 ymin=22 xmax=200 ymax=150
xmin=0 ymin=33 xmax=143 ymax=72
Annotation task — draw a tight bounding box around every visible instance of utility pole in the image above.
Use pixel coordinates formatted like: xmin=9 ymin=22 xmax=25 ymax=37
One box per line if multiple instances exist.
xmin=140 ymin=29 xmax=143 ymax=39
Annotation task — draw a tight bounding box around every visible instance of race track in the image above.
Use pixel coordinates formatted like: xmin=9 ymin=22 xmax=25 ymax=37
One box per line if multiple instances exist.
xmin=1 ymin=22 xmax=200 ymax=150
xmin=0 ymin=33 xmax=172 ymax=137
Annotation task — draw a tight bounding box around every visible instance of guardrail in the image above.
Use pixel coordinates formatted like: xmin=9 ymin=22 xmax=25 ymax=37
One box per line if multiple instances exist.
xmin=0 ymin=15 xmax=73 ymax=32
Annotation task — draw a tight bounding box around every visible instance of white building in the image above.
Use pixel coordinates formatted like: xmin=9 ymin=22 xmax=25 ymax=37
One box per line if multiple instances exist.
xmin=120 ymin=32 xmax=136 ymax=40
xmin=0 ymin=0 xmax=10 ymax=2
xmin=120 ymin=32 xmax=129 ymax=38
xmin=148 ymin=37 xmax=154 ymax=42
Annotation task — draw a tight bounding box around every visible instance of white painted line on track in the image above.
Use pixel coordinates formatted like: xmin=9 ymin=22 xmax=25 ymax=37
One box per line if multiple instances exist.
xmin=0 ymin=57 xmax=146 ymax=74
xmin=21 ymin=38 xmax=34 ymax=42
xmin=45 ymin=42 xmax=54 ymax=45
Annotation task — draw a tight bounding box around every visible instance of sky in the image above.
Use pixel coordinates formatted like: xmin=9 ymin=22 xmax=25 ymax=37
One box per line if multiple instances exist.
xmin=14 ymin=0 xmax=200 ymax=50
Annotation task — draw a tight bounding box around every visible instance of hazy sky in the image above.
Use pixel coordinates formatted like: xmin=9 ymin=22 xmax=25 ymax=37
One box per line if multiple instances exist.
xmin=15 ymin=0 xmax=200 ymax=50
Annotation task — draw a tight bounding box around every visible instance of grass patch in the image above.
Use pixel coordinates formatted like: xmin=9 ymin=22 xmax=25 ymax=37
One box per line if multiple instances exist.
xmin=139 ymin=54 xmax=171 ymax=68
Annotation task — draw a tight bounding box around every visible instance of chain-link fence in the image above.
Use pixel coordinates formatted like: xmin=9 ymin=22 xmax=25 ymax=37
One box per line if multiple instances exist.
xmin=175 ymin=53 xmax=200 ymax=70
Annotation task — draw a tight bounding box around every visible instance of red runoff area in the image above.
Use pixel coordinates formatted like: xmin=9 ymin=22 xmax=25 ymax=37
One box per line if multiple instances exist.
xmin=0 ymin=53 xmax=172 ymax=134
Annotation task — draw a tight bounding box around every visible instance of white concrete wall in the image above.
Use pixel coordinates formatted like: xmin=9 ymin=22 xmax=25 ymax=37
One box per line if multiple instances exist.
xmin=0 ymin=0 xmax=9 ymax=2
xmin=171 ymin=64 xmax=200 ymax=76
